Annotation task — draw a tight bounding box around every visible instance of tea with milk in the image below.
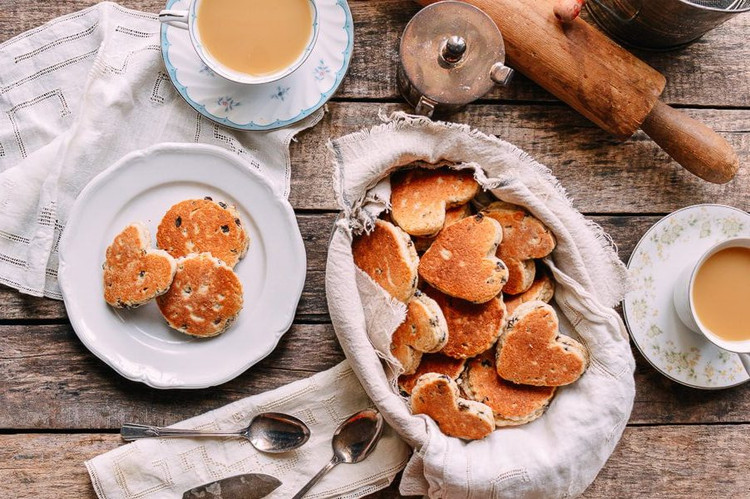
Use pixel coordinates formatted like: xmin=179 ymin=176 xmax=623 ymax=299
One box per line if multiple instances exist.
xmin=692 ymin=247 xmax=750 ymax=342
xmin=197 ymin=0 xmax=313 ymax=76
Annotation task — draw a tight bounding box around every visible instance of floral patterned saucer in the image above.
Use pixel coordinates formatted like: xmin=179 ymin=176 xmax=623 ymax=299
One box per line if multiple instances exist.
xmin=624 ymin=204 xmax=750 ymax=389
xmin=160 ymin=0 xmax=353 ymax=131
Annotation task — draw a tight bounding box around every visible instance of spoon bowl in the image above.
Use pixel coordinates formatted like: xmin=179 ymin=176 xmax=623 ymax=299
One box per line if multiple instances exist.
xmin=331 ymin=408 xmax=384 ymax=464
xmin=120 ymin=411 xmax=311 ymax=453
xmin=247 ymin=412 xmax=312 ymax=453
xmin=291 ymin=409 xmax=384 ymax=499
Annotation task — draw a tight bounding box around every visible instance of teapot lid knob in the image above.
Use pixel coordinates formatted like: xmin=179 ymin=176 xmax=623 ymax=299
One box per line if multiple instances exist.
xmin=441 ymin=35 xmax=467 ymax=64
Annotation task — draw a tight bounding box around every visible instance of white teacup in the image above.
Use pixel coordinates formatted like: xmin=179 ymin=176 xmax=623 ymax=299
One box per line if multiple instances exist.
xmin=673 ymin=237 xmax=750 ymax=374
xmin=159 ymin=0 xmax=319 ymax=85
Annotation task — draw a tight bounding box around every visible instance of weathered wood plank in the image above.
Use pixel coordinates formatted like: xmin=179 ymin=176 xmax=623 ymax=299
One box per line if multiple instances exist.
xmin=583 ymin=424 xmax=750 ymax=498
xmin=0 ymin=433 xmax=117 ymax=499
xmin=1 ymin=1 xmax=748 ymax=107
xmin=0 ymin=323 xmax=345 ymax=429
xmin=2 ymin=425 xmax=749 ymax=498
xmin=288 ymin=103 xmax=750 ymax=211
xmin=4 ymin=319 xmax=750 ymax=429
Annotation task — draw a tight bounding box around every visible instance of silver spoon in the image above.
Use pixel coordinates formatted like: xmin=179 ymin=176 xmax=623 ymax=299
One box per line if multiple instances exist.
xmin=291 ymin=408 xmax=384 ymax=499
xmin=120 ymin=412 xmax=311 ymax=453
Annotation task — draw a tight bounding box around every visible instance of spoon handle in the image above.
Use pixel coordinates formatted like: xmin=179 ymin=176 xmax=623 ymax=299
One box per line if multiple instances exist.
xmin=121 ymin=423 xmax=242 ymax=441
xmin=291 ymin=456 xmax=340 ymax=499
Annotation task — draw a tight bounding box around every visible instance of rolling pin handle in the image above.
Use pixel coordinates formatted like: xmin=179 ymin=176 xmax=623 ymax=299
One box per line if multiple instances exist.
xmin=641 ymin=100 xmax=739 ymax=184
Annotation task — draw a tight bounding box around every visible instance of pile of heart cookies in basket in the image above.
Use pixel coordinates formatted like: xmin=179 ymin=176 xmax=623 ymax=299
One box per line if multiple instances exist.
xmin=353 ymin=166 xmax=589 ymax=440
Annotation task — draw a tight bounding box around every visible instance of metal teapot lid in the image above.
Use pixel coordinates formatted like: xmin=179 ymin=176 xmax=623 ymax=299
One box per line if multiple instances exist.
xmin=398 ymin=1 xmax=513 ymax=114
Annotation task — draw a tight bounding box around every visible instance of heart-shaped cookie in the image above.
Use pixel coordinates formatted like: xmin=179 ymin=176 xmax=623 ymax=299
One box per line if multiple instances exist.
xmin=413 ymin=203 xmax=473 ymax=253
xmin=419 ymin=214 xmax=508 ymax=303
xmin=424 ymin=286 xmax=506 ymax=359
xmin=398 ymin=353 xmax=466 ymax=396
xmin=391 ymin=291 xmax=449 ymax=374
xmin=484 ymin=202 xmax=556 ymax=295
xmin=103 ymin=223 xmax=177 ymax=308
xmin=462 ymin=351 xmax=556 ymax=427
xmin=352 ymin=219 xmax=419 ymax=303
xmin=411 ymin=373 xmax=495 ymax=440
xmin=391 ymin=167 xmax=479 ymax=237
xmin=503 ymin=258 xmax=536 ymax=295
xmin=505 ymin=268 xmax=555 ymax=316
xmin=496 ymin=301 xmax=589 ymax=386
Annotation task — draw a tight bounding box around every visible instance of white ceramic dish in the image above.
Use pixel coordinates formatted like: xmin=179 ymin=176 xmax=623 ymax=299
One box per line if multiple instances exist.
xmin=624 ymin=204 xmax=750 ymax=389
xmin=58 ymin=143 xmax=306 ymax=389
xmin=160 ymin=0 xmax=353 ymax=131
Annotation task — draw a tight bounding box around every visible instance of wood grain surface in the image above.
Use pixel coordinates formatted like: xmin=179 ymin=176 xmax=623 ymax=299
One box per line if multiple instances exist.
xmin=2 ymin=425 xmax=750 ymax=498
xmin=1 ymin=0 xmax=748 ymax=498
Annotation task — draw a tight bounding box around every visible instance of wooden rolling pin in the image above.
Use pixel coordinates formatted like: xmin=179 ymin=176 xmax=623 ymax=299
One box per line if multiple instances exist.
xmin=415 ymin=0 xmax=739 ymax=183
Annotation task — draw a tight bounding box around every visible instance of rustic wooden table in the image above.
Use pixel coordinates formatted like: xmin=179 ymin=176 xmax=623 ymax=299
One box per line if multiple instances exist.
xmin=1 ymin=1 xmax=748 ymax=497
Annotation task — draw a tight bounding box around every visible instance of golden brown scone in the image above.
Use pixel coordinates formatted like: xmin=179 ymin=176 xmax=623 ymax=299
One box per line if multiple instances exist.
xmin=352 ymin=219 xmax=419 ymax=303
xmin=391 ymin=167 xmax=479 ymax=237
xmin=419 ymin=214 xmax=508 ymax=304
xmin=103 ymin=223 xmax=176 ymax=308
xmin=398 ymin=353 xmax=466 ymax=396
xmin=484 ymin=201 xmax=555 ymax=296
xmin=503 ymin=258 xmax=536 ymax=295
xmin=411 ymin=373 xmax=495 ymax=440
xmin=496 ymin=301 xmax=588 ymax=386
xmin=156 ymin=253 xmax=243 ymax=338
xmin=157 ymin=197 xmax=249 ymax=268
xmin=413 ymin=204 xmax=473 ymax=253
xmin=484 ymin=201 xmax=556 ymax=259
xmin=505 ymin=270 xmax=555 ymax=316
xmin=462 ymin=351 xmax=556 ymax=427
xmin=390 ymin=291 xmax=449 ymax=374
xmin=424 ymin=286 xmax=506 ymax=359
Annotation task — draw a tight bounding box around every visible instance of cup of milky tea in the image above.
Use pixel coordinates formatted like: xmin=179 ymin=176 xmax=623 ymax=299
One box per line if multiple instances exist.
xmin=673 ymin=237 xmax=750 ymax=374
xmin=159 ymin=0 xmax=319 ymax=84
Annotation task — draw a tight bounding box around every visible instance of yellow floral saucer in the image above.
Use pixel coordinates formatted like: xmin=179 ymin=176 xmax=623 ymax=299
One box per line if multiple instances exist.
xmin=624 ymin=204 xmax=750 ymax=389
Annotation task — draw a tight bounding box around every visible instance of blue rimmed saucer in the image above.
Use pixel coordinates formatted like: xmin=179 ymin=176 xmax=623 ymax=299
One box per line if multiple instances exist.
xmin=160 ymin=0 xmax=353 ymax=131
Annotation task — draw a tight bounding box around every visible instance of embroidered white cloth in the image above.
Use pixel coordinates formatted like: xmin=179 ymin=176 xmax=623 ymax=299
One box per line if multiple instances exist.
xmin=0 ymin=1 xmax=322 ymax=298
xmin=325 ymin=113 xmax=636 ymax=498
xmin=1 ymin=4 xmax=413 ymax=498
xmin=86 ymin=361 xmax=412 ymax=499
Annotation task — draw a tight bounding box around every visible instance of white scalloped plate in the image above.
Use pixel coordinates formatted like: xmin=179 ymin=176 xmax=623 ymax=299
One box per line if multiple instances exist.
xmin=624 ymin=204 xmax=750 ymax=389
xmin=161 ymin=0 xmax=353 ymax=130
xmin=58 ymin=143 xmax=306 ymax=389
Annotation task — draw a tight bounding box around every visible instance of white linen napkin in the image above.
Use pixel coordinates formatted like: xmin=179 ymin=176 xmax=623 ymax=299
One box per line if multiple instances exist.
xmin=1 ymin=4 xmax=413 ymax=497
xmin=0 ymin=1 xmax=322 ymax=299
xmin=86 ymin=361 xmax=412 ymax=499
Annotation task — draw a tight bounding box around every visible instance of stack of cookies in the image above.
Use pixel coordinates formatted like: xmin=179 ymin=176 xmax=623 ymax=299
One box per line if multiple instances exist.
xmin=103 ymin=197 xmax=247 ymax=338
xmin=352 ymin=166 xmax=589 ymax=440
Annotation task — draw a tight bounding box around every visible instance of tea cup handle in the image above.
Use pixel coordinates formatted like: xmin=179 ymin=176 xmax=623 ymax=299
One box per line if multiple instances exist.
xmin=739 ymin=354 xmax=750 ymax=376
xmin=158 ymin=9 xmax=190 ymax=29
